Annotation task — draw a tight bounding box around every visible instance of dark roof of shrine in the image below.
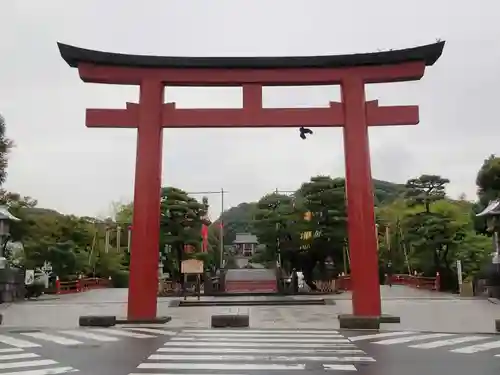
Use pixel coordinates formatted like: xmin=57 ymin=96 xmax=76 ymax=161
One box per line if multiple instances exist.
xmin=57 ymin=41 xmax=445 ymax=69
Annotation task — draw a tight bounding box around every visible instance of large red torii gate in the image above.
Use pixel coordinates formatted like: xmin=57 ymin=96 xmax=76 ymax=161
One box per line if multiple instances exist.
xmin=58 ymin=41 xmax=444 ymax=322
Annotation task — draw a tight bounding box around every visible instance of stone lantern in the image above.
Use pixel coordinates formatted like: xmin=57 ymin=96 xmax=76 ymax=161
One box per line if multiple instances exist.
xmin=0 ymin=205 xmax=20 ymax=269
xmin=476 ymin=200 xmax=500 ymax=298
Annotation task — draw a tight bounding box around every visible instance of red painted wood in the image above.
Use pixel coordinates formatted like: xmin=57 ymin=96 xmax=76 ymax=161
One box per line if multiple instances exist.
xmin=126 ymin=79 xmax=164 ymax=320
xmin=69 ymin=55 xmax=435 ymax=320
xmin=86 ymin=100 xmax=418 ymax=129
xmin=77 ymin=61 xmax=425 ymax=86
xmin=341 ymin=76 xmax=381 ymax=317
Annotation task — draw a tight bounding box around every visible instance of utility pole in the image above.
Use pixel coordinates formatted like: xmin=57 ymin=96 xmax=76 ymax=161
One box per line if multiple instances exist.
xmin=220 ymin=188 xmax=225 ymax=269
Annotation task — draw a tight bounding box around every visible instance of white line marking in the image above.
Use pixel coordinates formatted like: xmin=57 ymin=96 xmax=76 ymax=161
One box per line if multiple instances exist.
xmin=323 ymin=364 xmax=358 ymax=371
xmin=60 ymin=330 xmax=120 ymax=342
xmin=409 ymin=336 xmax=488 ymax=349
xmin=165 ymin=341 xmax=354 ymax=348
xmin=179 ymin=333 xmax=343 ymax=338
xmin=0 ymin=353 xmax=39 ymax=361
xmin=0 ymin=359 xmax=58 ymax=369
xmin=138 ymin=363 xmax=306 ymax=370
xmin=0 ymin=367 xmax=78 ymax=375
xmin=0 ymin=348 xmax=24 ymax=353
xmin=0 ymin=334 xmax=41 ymax=348
xmin=172 ymin=337 xmax=347 ymax=343
xmin=20 ymin=333 xmax=83 ymax=346
xmin=349 ymin=331 xmax=416 ymax=342
xmin=91 ymin=328 xmax=155 ymax=338
xmin=157 ymin=347 xmax=365 ymax=354
xmin=183 ymin=329 xmax=339 ymax=334
xmin=148 ymin=354 xmax=376 ymax=362
xmin=125 ymin=328 xmax=176 ymax=335
xmin=374 ymin=333 xmax=455 ymax=345
xmin=129 ymin=374 xmax=247 ymax=375
xmin=451 ymin=340 xmax=500 ymax=353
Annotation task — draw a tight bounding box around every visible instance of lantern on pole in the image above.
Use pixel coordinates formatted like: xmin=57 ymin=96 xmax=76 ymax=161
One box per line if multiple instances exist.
xmin=104 ymin=226 xmax=110 ymax=253
xmin=116 ymin=226 xmax=121 ymax=252
xmin=127 ymin=225 xmax=132 ymax=253
xmin=0 ymin=205 xmax=20 ymax=269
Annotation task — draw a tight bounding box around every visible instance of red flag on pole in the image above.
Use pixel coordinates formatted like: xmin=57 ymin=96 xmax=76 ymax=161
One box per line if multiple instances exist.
xmin=201 ymin=224 xmax=209 ymax=252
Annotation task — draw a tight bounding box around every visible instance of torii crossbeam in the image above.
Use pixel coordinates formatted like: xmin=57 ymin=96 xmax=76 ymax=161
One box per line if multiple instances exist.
xmin=58 ymin=41 xmax=445 ymax=324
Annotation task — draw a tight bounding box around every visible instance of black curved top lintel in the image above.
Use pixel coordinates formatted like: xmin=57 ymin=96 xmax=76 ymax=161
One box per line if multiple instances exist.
xmin=57 ymin=41 xmax=445 ymax=70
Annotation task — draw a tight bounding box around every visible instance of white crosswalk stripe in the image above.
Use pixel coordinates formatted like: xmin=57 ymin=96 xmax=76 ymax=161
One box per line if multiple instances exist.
xmin=0 ymin=335 xmax=41 ymax=349
xmin=58 ymin=330 xmax=120 ymax=342
xmin=20 ymin=333 xmax=83 ymax=346
xmin=0 ymin=346 xmax=78 ymax=374
xmin=373 ymin=333 xmax=455 ymax=345
xmin=90 ymin=328 xmax=155 ymax=339
xmin=124 ymin=328 xmax=176 ymax=336
xmin=0 ymin=326 xmax=171 ymax=348
xmin=346 ymin=330 xmax=500 ymax=358
xmin=129 ymin=329 xmax=375 ymax=373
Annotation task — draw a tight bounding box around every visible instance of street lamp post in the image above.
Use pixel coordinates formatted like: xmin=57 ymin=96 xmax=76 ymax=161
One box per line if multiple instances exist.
xmin=0 ymin=205 xmax=20 ymax=269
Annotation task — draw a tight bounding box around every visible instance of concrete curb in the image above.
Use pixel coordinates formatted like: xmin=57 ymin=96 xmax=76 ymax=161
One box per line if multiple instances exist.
xmin=177 ymin=299 xmax=326 ymax=307
xmin=79 ymin=315 xmax=116 ymax=327
xmin=211 ymin=314 xmax=249 ymax=328
xmin=115 ymin=316 xmax=172 ymax=325
xmin=324 ymin=299 xmax=337 ymax=305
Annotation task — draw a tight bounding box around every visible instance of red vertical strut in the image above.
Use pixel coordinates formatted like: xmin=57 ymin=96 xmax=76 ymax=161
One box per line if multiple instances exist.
xmin=127 ymin=79 xmax=164 ymax=320
xmin=341 ymin=77 xmax=381 ymax=317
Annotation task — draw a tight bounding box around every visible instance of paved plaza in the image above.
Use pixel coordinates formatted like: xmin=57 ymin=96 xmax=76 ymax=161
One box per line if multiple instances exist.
xmin=0 ymin=286 xmax=498 ymax=374
xmin=1 ymin=286 xmax=498 ymax=333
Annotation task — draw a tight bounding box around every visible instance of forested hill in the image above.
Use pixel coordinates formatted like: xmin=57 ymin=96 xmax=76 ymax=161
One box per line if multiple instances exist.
xmin=215 ymin=178 xmax=406 ymax=245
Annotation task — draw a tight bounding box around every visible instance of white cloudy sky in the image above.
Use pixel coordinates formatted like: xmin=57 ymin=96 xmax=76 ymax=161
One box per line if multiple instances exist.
xmin=0 ymin=0 xmax=498 ymax=220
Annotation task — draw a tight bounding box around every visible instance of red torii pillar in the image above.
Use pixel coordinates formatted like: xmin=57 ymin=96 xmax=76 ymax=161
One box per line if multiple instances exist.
xmin=58 ymin=41 xmax=444 ymax=322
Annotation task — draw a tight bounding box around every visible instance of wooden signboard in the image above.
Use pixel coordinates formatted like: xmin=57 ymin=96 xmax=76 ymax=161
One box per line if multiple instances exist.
xmin=181 ymin=259 xmax=204 ymax=274
xmin=181 ymin=259 xmax=204 ymax=300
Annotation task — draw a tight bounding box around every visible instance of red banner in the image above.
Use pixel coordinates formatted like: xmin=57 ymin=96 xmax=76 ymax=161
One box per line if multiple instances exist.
xmin=201 ymin=224 xmax=208 ymax=252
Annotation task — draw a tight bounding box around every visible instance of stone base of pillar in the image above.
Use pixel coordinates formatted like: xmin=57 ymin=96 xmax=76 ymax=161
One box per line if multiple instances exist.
xmin=338 ymin=314 xmax=380 ymax=330
xmin=379 ymin=314 xmax=401 ymax=324
xmin=79 ymin=315 xmax=116 ymax=327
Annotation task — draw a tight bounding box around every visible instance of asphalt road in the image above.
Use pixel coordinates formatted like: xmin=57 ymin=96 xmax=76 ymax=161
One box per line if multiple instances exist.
xmin=0 ymin=327 xmax=499 ymax=374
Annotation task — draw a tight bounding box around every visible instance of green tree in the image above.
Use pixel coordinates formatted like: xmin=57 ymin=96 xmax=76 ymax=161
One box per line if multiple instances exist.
xmin=160 ymin=187 xmax=209 ymax=280
xmin=300 ymin=177 xmax=346 ymax=255
xmin=252 ymin=192 xmax=301 ymax=270
xmin=476 ymin=155 xmax=500 ymax=205
xmin=216 ymin=202 xmax=258 ymax=244
xmin=297 ymin=176 xmax=347 ymax=283
xmin=474 ymin=155 xmax=500 ymax=234
xmin=405 ymin=175 xmax=450 ymax=213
